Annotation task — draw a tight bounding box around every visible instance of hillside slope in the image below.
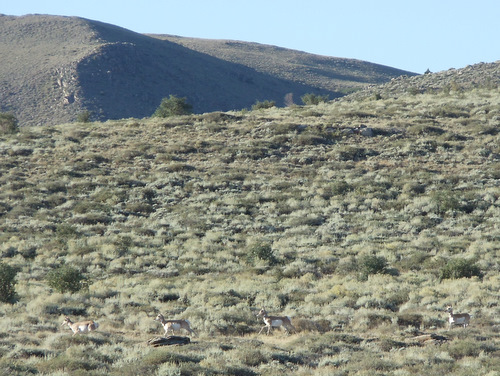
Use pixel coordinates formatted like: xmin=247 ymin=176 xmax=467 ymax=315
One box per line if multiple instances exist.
xmin=0 ymin=66 xmax=499 ymax=374
xmin=0 ymin=14 xmax=415 ymax=126
xmin=343 ymin=60 xmax=500 ymax=101
xmin=151 ymin=34 xmax=416 ymax=93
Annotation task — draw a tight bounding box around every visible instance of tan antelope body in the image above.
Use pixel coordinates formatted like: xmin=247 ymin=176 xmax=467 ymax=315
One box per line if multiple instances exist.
xmin=154 ymin=313 xmax=197 ymax=336
xmin=61 ymin=316 xmax=99 ymax=336
xmin=446 ymin=306 xmax=470 ymax=329
xmin=257 ymin=308 xmax=296 ymax=335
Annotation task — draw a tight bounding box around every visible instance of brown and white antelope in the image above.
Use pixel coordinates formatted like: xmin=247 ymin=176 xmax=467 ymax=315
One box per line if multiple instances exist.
xmin=256 ymin=308 xmax=296 ymax=335
xmin=61 ymin=316 xmax=99 ymax=336
xmin=154 ymin=313 xmax=197 ymax=336
xmin=445 ymin=306 xmax=471 ymax=329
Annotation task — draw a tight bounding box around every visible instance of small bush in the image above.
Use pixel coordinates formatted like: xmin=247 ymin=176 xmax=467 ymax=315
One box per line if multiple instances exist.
xmin=36 ymin=354 xmax=103 ymax=373
xmin=0 ymin=113 xmax=19 ymax=134
xmin=246 ymin=242 xmax=279 ymax=266
xmin=229 ymin=349 xmax=267 ymax=367
xmin=330 ymin=180 xmax=352 ymax=196
xmin=46 ymin=265 xmax=87 ymax=293
xmin=301 ymin=93 xmax=329 ymax=105
xmin=76 ymin=111 xmax=92 ymax=123
xmin=378 ymin=338 xmax=407 ymax=352
xmin=431 ymin=190 xmax=462 ymax=215
xmin=439 ymin=258 xmax=482 ymax=281
xmin=358 ymin=255 xmax=389 ymax=278
xmin=56 ymin=224 xmax=79 ymax=239
xmin=397 ymin=313 xmax=423 ymax=328
xmin=251 ymin=100 xmax=276 ymax=110
xmin=336 ymin=146 xmax=367 ymax=161
xmin=446 ymin=340 xmax=482 ymax=359
xmin=153 ymin=95 xmax=193 ymax=117
xmin=0 ymin=262 xmax=18 ymax=303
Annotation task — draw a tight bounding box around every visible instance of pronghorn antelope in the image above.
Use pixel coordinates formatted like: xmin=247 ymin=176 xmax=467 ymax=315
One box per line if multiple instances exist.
xmin=256 ymin=308 xmax=296 ymax=335
xmin=154 ymin=313 xmax=197 ymax=336
xmin=61 ymin=316 xmax=99 ymax=336
xmin=445 ymin=306 xmax=471 ymax=329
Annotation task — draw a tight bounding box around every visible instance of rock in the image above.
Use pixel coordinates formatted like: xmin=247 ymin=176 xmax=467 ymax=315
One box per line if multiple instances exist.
xmin=147 ymin=336 xmax=191 ymax=347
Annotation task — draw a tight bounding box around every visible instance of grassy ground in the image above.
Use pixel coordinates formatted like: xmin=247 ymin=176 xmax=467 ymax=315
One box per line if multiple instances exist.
xmin=0 ymin=85 xmax=499 ymax=375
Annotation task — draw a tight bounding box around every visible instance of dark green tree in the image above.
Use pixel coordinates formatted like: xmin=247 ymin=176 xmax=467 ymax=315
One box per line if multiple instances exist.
xmin=153 ymin=95 xmax=193 ymax=117
xmin=46 ymin=265 xmax=87 ymax=293
xmin=0 ymin=112 xmax=19 ymax=134
xmin=0 ymin=262 xmax=18 ymax=303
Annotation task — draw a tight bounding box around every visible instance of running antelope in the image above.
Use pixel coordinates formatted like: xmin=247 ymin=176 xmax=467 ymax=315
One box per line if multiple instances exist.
xmin=445 ymin=306 xmax=471 ymax=329
xmin=154 ymin=313 xmax=197 ymax=336
xmin=256 ymin=308 xmax=296 ymax=335
xmin=61 ymin=316 xmax=99 ymax=336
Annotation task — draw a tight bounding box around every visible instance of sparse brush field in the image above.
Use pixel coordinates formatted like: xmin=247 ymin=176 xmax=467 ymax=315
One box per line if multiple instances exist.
xmin=0 ymin=86 xmax=499 ymax=375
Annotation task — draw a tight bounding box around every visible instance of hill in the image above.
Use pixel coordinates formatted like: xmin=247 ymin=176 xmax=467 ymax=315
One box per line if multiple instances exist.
xmin=0 ymin=65 xmax=499 ymax=374
xmin=0 ymin=14 xmax=415 ymax=126
xmin=343 ymin=60 xmax=500 ymax=101
xmin=150 ymin=34 xmax=415 ymax=93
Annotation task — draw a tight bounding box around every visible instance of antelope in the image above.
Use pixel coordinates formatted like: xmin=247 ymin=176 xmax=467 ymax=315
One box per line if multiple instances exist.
xmin=154 ymin=313 xmax=197 ymax=336
xmin=256 ymin=308 xmax=296 ymax=335
xmin=445 ymin=306 xmax=470 ymax=329
xmin=61 ymin=316 xmax=99 ymax=336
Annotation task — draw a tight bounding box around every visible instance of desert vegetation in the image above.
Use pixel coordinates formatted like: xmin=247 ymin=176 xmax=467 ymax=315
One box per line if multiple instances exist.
xmin=0 ymin=78 xmax=499 ymax=375
xmin=153 ymin=95 xmax=194 ymax=118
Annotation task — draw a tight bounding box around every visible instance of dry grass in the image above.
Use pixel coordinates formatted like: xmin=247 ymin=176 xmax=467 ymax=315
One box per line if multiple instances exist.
xmin=0 ymin=84 xmax=499 ymax=374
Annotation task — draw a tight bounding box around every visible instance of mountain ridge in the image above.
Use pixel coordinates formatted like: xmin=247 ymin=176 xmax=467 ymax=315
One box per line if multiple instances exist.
xmin=1 ymin=14 xmax=416 ymax=126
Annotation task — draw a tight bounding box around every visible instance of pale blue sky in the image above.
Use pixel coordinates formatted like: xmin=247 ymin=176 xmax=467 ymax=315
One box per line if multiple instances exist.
xmin=2 ymin=0 xmax=498 ymax=74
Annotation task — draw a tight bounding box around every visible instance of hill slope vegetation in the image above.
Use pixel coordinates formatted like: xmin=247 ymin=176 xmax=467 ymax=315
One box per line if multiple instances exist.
xmin=0 ymin=64 xmax=499 ymax=375
xmin=0 ymin=14 xmax=415 ymax=126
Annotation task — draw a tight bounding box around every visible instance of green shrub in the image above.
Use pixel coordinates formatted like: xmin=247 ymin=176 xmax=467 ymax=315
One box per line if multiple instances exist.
xmin=336 ymin=146 xmax=367 ymax=161
xmin=439 ymin=258 xmax=482 ymax=281
xmin=358 ymin=255 xmax=388 ymax=278
xmin=251 ymin=100 xmax=276 ymax=110
xmin=0 ymin=113 xmax=19 ymax=134
xmin=301 ymin=93 xmax=329 ymax=105
xmin=56 ymin=224 xmax=79 ymax=239
xmin=330 ymin=180 xmax=352 ymax=196
xmin=76 ymin=110 xmax=92 ymax=123
xmin=396 ymin=313 xmax=423 ymax=328
xmin=46 ymin=265 xmax=87 ymax=293
xmin=246 ymin=242 xmax=279 ymax=266
xmin=431 ymin=190 xmax=462 ymax=215
xmin=0 ymin=359 xmax=37 ymax=376
xmin=0 ymin=262 xmax=18 ymax=303
xmin=36 ymin=354 xmax=103 ymax=373
xmin=153 ymin=95 xmax=193 ymax=117
xmin=446 ymin=340 xmax=482 ymax=359
xmin=235 ymin=349 xmax=267 ymax=367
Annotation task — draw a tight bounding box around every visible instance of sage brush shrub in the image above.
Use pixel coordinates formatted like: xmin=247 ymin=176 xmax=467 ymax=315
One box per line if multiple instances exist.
xmin=301 ymin=93 xmax=329 ymax=105
xmin=47 ymin=265 xmax=87 ymax=293
xmin=251 ymin=100 xmax=276 ymax=110
xmin=0 ymin=262 xmax=17 ymax=303
xmin=439 ymin=258 xmax=482 ymax=281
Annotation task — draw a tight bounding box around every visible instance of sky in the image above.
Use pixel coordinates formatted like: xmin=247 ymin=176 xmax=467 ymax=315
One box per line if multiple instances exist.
xmin=2 ymin=0 xmax=499 ymax=74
